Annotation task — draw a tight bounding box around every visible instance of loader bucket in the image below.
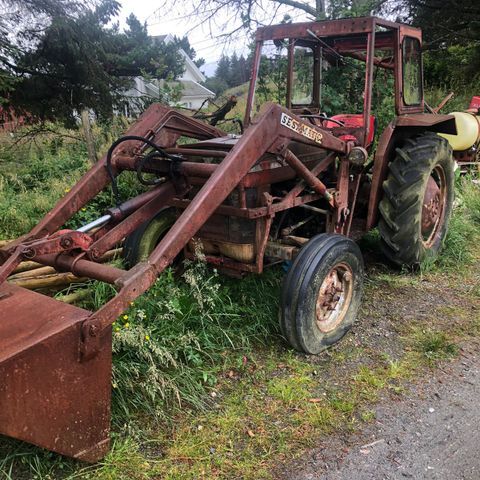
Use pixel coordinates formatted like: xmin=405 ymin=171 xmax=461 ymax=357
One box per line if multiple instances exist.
xmin=0 ymin=282 xmax=112 ymax=462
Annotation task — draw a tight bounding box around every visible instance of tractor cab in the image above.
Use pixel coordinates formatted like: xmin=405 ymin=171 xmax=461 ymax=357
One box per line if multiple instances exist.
xmin=245 ymin=16 xmax=424 ymax=148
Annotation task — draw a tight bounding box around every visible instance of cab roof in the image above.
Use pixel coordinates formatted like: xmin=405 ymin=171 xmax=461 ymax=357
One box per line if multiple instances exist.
xmin=255 ymin=16 xmax=421 ymax=42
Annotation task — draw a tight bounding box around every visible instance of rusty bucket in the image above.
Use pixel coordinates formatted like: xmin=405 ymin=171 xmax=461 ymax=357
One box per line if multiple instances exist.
xmin=0 ymin=283 xmax=112 ymax=462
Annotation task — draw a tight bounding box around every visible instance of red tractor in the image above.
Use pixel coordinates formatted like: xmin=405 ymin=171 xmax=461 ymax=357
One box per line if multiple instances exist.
xmin=0 ymin=17 xmax=460 ymax=461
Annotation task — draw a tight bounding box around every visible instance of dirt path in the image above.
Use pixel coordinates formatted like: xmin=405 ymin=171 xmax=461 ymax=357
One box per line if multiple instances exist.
xmin=285 ymin=339 xmax=480 ymax=480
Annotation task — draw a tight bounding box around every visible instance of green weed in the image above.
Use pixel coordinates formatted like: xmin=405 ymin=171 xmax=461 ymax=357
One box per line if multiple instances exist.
xmin=409 ymin=327 xmax=459 ymax=365
xmin=459 ymin=176 xmax=480 ymax=225
xmin=360 ymin=410 xmax=376 ymax=422
xmin=327 ymin=392 xmax=355 ymax=415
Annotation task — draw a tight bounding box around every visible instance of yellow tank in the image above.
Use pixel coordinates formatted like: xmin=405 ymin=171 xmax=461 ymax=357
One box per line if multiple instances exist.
xmin=439 ymin=111 xmax=480 ymax=151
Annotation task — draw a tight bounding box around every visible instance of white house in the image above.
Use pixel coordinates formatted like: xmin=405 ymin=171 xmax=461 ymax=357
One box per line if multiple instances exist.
xmin=125 ymin=34 xmax=215 ymax=114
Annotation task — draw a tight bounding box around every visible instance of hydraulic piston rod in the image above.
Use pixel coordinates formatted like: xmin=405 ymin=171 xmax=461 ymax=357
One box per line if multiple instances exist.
xmin=77 ymin=215 xmax=112 ymax=233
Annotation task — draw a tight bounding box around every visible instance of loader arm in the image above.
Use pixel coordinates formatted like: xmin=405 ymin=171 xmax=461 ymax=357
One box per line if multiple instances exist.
xmin=0 ymin=104 xmax=225 ymax=256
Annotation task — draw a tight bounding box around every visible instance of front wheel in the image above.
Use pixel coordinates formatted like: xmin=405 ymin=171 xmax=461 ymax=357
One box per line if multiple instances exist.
xmin=280 ymin=234 xmax=364 ymax=355
xmin=123 ymin=208 xmax=177 ymax=268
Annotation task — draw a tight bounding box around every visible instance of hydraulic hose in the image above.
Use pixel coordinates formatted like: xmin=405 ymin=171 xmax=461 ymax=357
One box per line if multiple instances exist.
xmin=105 ymin=135 xmax=181 ymax=205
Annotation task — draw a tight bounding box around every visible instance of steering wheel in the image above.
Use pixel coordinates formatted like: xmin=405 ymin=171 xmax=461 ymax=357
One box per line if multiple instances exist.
xmin=299 ymin=110 xmax=345 ymax=127
xmin=319 ymin=115 xmax=345 ymax=127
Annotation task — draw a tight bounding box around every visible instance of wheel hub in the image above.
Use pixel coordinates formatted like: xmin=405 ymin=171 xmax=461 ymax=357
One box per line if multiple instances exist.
xmin=315 ymin=263 xmax=353 ymax=333
xmin=422 ymin=176 xmax=441 ymax=232
xmin=421 ymin=166 xmax=447 ymax=248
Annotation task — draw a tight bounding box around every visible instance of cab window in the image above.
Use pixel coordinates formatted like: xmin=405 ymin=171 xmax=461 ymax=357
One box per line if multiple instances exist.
xmin=291 ymin=46 xmax=314 ymax=105
xmin=402 ymin=37 xmax=422 ymax=105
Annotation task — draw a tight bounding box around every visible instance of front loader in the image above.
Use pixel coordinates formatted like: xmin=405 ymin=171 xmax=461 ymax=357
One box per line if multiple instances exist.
xmin=0 ymin=17 xmax=461 ymax=461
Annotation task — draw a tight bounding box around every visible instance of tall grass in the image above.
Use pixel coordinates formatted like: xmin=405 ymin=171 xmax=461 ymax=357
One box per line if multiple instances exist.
xmin=0 ymin=124 xmax=146 ymax=238
xmin=0 ymin=253 xmax=282 ymax=480
xmin=104 ymin=259 xmax=281 ymax=429
xmin=424 ymin=87 xmax=472 ymax=113
xmin=0 ymin=137 xmax=88 ymax=237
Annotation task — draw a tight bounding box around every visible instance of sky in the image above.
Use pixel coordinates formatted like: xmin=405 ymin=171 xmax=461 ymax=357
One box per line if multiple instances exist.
xmin=119 ymin=0 xmax=311 ymax=71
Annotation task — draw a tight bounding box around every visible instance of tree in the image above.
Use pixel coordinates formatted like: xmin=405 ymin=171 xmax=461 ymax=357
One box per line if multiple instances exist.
xmin=0 ymin=0 xmax=184 ymax=126
xmin=203 ymin=76 xmax=228 ymax=95
xmin=396 ymin=0 xmax=480 ymax=91
xmin=154 ymin=0 xmax=392 ymax=42
xmin=174 ymin=35 xmax=206 ymax=68
xmin=228 ymin=52 xmax=240 ymax=86
xmin=398 ymin=0 xmax=480 ymax=46
xmin=215 ymin=55 xmax=231 ymax=82
xmin=0 ymin=0 xmax=80 ymax=100
xmin=205 ymin=52 xmax=251 ymax=93
xmin=327 ymin=0 xmax=386 ymax=19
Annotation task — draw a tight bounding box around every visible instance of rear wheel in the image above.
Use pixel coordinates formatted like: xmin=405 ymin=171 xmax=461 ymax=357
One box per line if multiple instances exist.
xmin=123 ymin=208 xmax=177 ymax=268
xmin=379 ymin=132 xmax=454 ymax=267
xmin=280 ymin=234 xmax=364 ymax=354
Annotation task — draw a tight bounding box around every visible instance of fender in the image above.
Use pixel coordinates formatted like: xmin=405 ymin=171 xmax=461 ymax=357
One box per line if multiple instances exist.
xmin=366 ymin=114 xmax=457 ymax=230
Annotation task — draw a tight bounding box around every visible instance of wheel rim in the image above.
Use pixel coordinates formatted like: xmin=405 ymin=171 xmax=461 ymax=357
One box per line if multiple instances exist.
xmin=421 ymin=165 xmax=447 ymax=248
xmin=315 ymin=262 xmax=354 ymax=333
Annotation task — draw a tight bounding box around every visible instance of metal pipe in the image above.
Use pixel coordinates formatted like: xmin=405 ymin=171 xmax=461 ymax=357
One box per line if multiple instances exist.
xmin=283 ymin=149 xmax=333 ymax=202
xmin=88 ymin=182 xmax=177 ymax=259
xmin=78 ymin=184 xmax=172 ymax=234
xmin=77 ymin=215 xmax=112 ymax=233
xmin=319 ymin=46 xmax=323 ymax=106
xmin=35 ymin=253 xmax=124 ymax=284
xmin=299 ymin=204 xmax=329 ymax=215
xmin=363 ymin=28 xmax=375 ymax=146
xmin=286 ymin=39 xmax=295 ymax=109
xmin=244 ymin=40 xmax=262 ymax=128
xmin=106 ymin=185 xmax=172 ymax=220
xmin=164 ymin=148 xmax=227 ymax=157
xmin=115 ymin=155 xmax=218 ymax=178
xmin=281 ymin=215 xmax=315 ymax=236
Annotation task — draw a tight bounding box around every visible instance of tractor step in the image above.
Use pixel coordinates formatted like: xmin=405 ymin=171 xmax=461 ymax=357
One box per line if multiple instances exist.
xmin=0 ymin=283 xmax=112 ymax=462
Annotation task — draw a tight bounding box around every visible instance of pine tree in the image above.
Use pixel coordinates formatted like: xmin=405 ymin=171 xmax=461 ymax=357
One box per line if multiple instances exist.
xmin=173 ymin=36 xmax=205 ymax=68
xmin=228 ymin=52 xmax=239 ymax=88
xmin=0 ymin=0 xmax=184 ymax=125
xmin=238 ymin=55 xmax=248 ymax=84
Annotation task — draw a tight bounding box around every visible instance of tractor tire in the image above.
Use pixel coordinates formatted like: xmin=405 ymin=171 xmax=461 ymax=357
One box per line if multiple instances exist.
xmin=280 ymin=234 xmax=364 ymax=355
xmin=123 ymin=208 xmax=177 ymax=268
xmin=378 ymin=132 xmax=454 ymax=267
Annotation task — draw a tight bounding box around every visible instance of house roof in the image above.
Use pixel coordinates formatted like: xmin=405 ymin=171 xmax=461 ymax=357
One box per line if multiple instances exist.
xmin=179 ymin=80 xmax=215 ymax=98
xmin=152 ymin=34 xmax=168 ymax=43
xmin=180 ymin=50 xmax=206 ymax=83
xmin=151 ymin=34 xmax=206 ymax=83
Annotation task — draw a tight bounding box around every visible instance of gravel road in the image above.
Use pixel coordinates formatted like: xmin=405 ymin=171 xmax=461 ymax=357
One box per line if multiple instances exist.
xmin=286 ymin=340 xmax=480 ymax=480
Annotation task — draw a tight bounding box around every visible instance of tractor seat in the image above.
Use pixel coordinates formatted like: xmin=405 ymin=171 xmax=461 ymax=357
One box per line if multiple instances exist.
xmin=324 ymin=114 xmax=376 ymax=147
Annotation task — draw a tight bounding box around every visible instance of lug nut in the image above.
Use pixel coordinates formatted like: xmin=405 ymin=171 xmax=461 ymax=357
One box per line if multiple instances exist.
xmin=343 ymin=272 xmax=352 ymax=282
